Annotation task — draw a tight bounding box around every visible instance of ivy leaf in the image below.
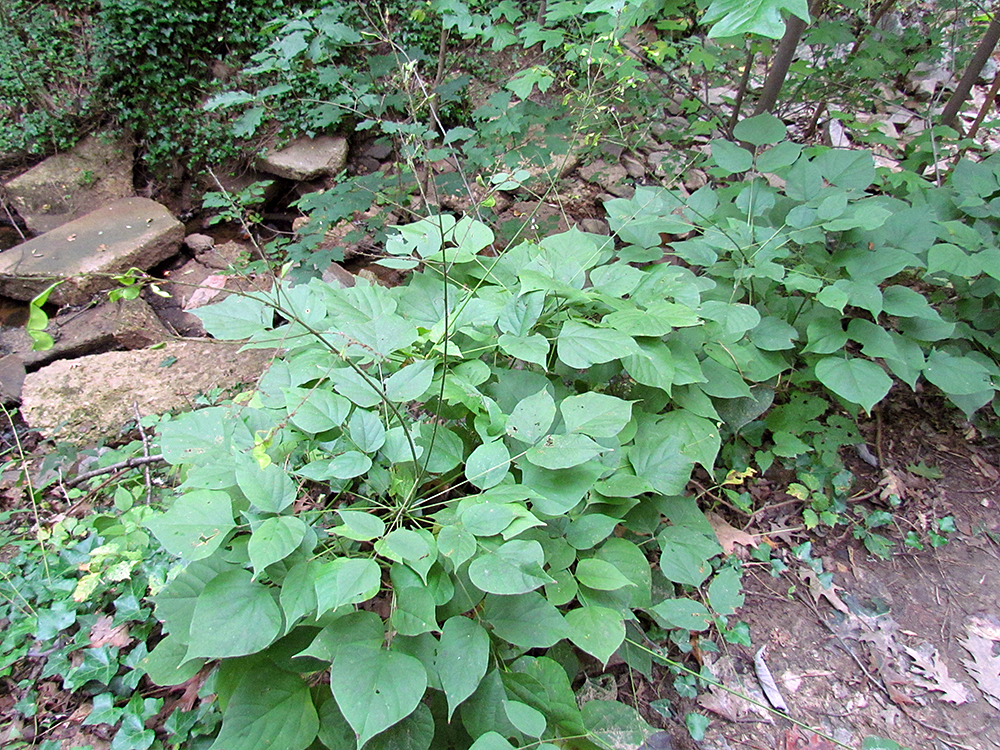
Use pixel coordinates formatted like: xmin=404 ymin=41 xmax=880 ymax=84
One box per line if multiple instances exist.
xmin=333 ymin=510 xmax=386 ymax=542
xmin=331 ymin=646 xmax=428 ymax=749
xmin=349 ymin=409 xmax=387 ymax=453
xmin=581 ymin=700 xmax=653 ymax=749
xmin=923 ymin=350 xmax=995 ymax=396
xmin=557 ymin=321 xmax=638 ymax=369
xmin=498 ymin=333 xmax=550 ymax=367
xmin=211 ymin=667 xmax=318 ymax=750
xmin=145 ymin=490 xmax=234 ymax=562
xmin=502 ymin=700 xmax=546 ymax=737
xmin=468 ymin=540 xmax=554 ymax=595
xmin=236 ymin=456 xmax=297 ymax=513
xmin=649 ymin=598 xmax=713 ymax=631
xmin=363 ymin=703 xmax=434 ymax=750
xmin=703 ymin=0 xmax=809 ymax=39
xmin=438 ymin=617 xmax=490 ymax=719
xmin=814 ymin=356 xmax=892 ymax=413
xmin=708 ymin=567 xmax=745 ymax=615
xmin=187 ymin=570 xmax=282 ymax=659
xmin=565 ymin=606 xmax=625 ymax=664
xmin=314 ymin=558 xmax=381 ymax=615
xmin=195 ymin=294 xmax=271 ymax=339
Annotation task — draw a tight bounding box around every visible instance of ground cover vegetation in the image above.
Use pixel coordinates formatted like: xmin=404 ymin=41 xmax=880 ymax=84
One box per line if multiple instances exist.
xmin=2 ymin=1 xmax=1000 ymax=749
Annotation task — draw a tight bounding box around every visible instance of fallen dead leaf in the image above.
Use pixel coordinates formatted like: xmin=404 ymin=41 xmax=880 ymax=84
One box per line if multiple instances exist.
xmin=797 ymin=569 xmax=849 ymax=614
xmin=707 ymin=512 xmax=758 ymax=554
xmin=961 ymin=622 xmax=1000 ymax=710
xmin=89 ymin=615 xmax=132 ymax=650
xmin=879 ymin=467 xmax=908 ymax=503
xmin=184 ymin=274 xmax=228 ymax=310
xmin=784 ymin=726 xmax=838 ymax=750
xmin=903 ymin=642 xmax=972 ymax=704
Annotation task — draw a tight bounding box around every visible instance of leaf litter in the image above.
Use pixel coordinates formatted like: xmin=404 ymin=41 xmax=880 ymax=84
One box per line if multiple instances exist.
xmin=960 ymin=615 xmax=1000 ymax=710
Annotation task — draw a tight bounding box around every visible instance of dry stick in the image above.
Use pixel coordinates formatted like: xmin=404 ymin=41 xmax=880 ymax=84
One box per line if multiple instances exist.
xmin=940 ymin=12 xmax=1000 ymax=132
xmin=753 ymin=0 xmax=825 ymax=116
xmin=132 ymin=401 xmax=153 ymax=504
xmin=63 ymin=455 xmax=165 ymax=489
xmin=0 ymin=191 xmax=26 ymax=242
xmin=728 ymin=43 xmax=756 ymax=131
xmin=964 ymin=64 xmax=1000 ymax=140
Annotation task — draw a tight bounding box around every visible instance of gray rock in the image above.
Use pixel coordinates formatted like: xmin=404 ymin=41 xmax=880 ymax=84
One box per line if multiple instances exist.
xmin=578 ymin=160 xmax=629 ymax=192
xmin=0 ymin=296 xmax=172 ymax=370
xmin=979 ymin=57 xmax=998 ymax=85
xmin=0 ymin=198 xmax=183 ymax=306
xmin=4 ymin=134 xmax=133 ymax=234
xmin=257 ymin=136 xmax=349 ymax=181
xmin=0 ymin=354 xmax=26 ymax=405
xmin=21 ymin=340 xmax=277 ymax=440
xmin=622 ymin=155 xmax=646 ymax=179
xmin=183 ymin=233 xmax=214 ymax=253
xmin=322 ymin=262 xmax=356 ymax=288
xmin=580 ymin=218 xmax=610 ymax=235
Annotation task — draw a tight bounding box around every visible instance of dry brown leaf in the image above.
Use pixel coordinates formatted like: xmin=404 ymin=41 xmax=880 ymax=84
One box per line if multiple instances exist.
xmin=797 ymin=569 xmax=849 ymax=614
xmin=184 ymin=274 xmax=227 ymax=310
xmin=699 ymin=654 xmax=773 ymax=723
xmin=878 ymin=467 xmax=907 ymax=503
xmin=961 ymin=626 xmax=1000 ymax=710
xmin=967 ymin=615 xmax=1000 ymax=641
xmin=89 ymin=615 xmax=132 ymax=650
xmin=707 ymin=512 xmax=758 ymax=554
xmin=903 ymin=642 xmax=972 ymax=704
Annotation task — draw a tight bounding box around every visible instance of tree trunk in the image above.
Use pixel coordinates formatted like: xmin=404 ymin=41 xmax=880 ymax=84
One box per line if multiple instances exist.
xmin=940 ymin=14 xmax=1000 ymax=132
xmin=753 ymin=0 xmax=825 ymax=116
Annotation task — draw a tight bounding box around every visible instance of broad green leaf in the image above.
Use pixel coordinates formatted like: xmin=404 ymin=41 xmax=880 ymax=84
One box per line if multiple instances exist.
xmin=146 ymin=491 xmax=234 ymax=562
xmin=703 ymin=0 xmax=809 ymax=38
xmin=629 ymin=418 xmax=695 ymax=496
xmin=565 ymin=514 xmax=621 ymax=550
xmin=733 ymin=113 xmax=787 ymax=146
xmin=521 ymin=461 xmax=605 ymax=516
xmin=560 ymin=392 xmax=633 ymax=438
xmin=506 ymin=388 xmax=556 ymax=444
xmin=249 ymin=516 xmax=308 ymax=579
xmin=297 ymin=452 xmax=372 ymax=481
xmin=505 ymin=657 xmax=586 ymax=736
xmin=376 ymin=529 xmax=436 ymax=583
xmin=364 ymin=703 xmax=434 ymax=750
xmin=575 ymin=559 xmax=635 ymax=591
xmin=756 ymin=140 xmax=802 ymax=172
xmin=334 ymin=510 xmax=386 ymax=542
xmin=581 ymin=699 xmax=653 ymax=749
xmin=650 ymin=598 xmax=713 ymax=631
xmin=187 ymin=569 xmax=282 ymax=659
xmin=466 ymin=440 xmax=511 ymax=490
xmin=280 ymin=560 xmax=318 ymax=630
xmin=623 ymin=339 xmax=676 ymax=393
xmin=483 ymin=592 xmax=569 ymax=648
xmin=211 ymin=667 xmax=318 ymax=750
xmin=565 ymin=606 xmax=625 ymax=664
xmin=498 ymin=290 xmax=544 ymax=336
xmin=195 ymin=294 xmax=271 ymax=339
xmin=526 ymin=433 xmax=604 ymax=470
xmin=657 ymin=526 xmax=721 ymax=586
xmin=296 ymin=610 xmax=385 ymax=663
xmin=660 ymin=410 xmax=721 ymax=473
xmin=469 ymin=733 xmax=516 ymax=750
xmin=814 ymin=148 xmax=875 ymax=189
xmin=468 ymin=540 xmax=553 ymax=595
xmin=314 ymin=558 xmax=381 ymax=615
xmin=385 ymin=360 xmax=435 ymax=402
xmin=438 ymin=617 xmax=490 ymax=719
xmin=140 ymin=632 xmax=204 ymax=687
xmin=557 ymin=321 xmax=638 ymax=369
xmin=923 ymin=350 xmax=994 ymax=395
xmin=462 ymin=501 xmax=517 ymax=537
xmin=596 ymin=538 xmax=652 ymax=609
xmin=331 ymin=646 xmax=428 ymax=748
xmin=349 ymin=408 xmax=386 ymax=453
xmin=710 ymin=140 xmax=753 ymax=173
xmin=285 ymin=388 xmax=352 ymax=433
xmin=708 ymin=567 xmax=744 ymax=615
xmin=814 ymin=356 xmax=892 ymax=413
xmin=391 ymin=584 xmax=438 ymax=637
xmin=503 ymin=700 xmax=546 ymax=738
xmin=461 ymin=669 xmax=521 ymax=740
xmin=498 ymin=333 xmax=550 ymax=367
xmin=236 ymin=456 xmax=297 ymax=513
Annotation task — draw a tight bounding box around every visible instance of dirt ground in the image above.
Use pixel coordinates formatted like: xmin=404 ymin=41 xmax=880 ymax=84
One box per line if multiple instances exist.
xmin=673 ymin=393 xmax=1000 ymax=750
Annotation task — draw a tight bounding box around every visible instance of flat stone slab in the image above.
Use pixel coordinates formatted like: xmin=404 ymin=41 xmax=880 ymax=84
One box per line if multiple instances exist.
xmin=0 ymin=198 xmax=183 ymax=306
xmin=4 ymin=134 xmax=133 ymax=234
xmin=21 ymin=340 xmax=276 ymax=440
xmin=257 ymin=136 xmax=348 ymax=181
xmin=0 ymin=296 xmax=172 ymax=371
